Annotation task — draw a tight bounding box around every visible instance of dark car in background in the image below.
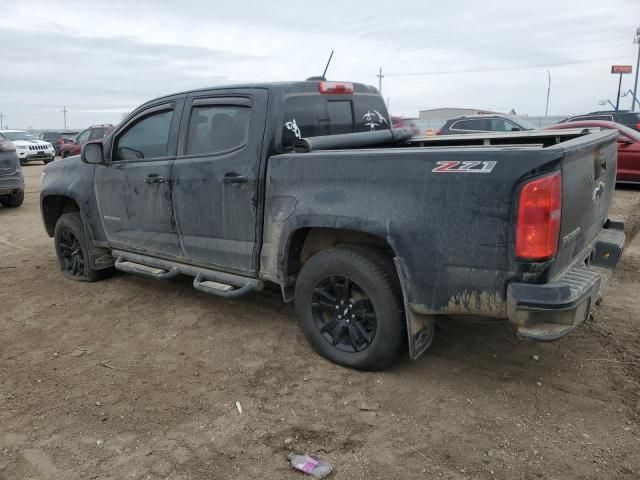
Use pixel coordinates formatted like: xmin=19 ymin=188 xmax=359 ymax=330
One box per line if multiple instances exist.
xmin=437 ymin=114 xmax=536 ymax=135
xmin=59 ymin=125 xmax=114 ymax=158
xmin=0 ymin=133 xmax=25 ymax=207
xmin=391 ymin=116 xmax=420 ymax=136
xmin=545 ymin=120 xmax=640 ymax=184
xmin=39 ymin=131 xmax=80 ymax=156
xmin=561 ymin=111 xmax=640 ymax=131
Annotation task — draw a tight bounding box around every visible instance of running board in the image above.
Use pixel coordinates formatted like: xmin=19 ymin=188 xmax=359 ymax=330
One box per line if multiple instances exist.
xmin=112 ymin=250 xmax=262 ymax=299
xmin=115 ymin=258 xmax=179 ymax=279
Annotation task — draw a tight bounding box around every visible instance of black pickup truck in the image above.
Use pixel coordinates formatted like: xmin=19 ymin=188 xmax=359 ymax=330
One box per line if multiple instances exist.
xmin=40 ymin=80 xmax=625 ymax=370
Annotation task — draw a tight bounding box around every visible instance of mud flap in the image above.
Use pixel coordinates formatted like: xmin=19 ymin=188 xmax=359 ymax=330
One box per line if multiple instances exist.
xmin=394 ymin=257 xmax=435 ymax=360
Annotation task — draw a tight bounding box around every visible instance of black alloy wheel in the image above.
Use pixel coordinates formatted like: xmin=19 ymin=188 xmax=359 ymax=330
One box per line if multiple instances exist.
xmin=311 ymin=275 xmax=377 ymax=353
xmin=57 ymin=228 xmax=85 ymax=277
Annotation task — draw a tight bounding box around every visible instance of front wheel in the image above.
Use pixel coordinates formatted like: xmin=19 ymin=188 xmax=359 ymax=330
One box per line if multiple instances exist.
xmin=294 ymin=247 xmax=405 ymax=370
xmin=54 ymin=212 xmax=112 ymax=282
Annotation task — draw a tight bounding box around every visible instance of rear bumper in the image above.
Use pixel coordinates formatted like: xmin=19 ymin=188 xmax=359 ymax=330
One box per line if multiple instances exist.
xmin=507 ymin=220 xmax=625 ymax=341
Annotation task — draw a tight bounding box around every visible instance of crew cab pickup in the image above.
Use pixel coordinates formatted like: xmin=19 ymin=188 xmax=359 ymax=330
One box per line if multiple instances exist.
xmin=40 ymin=80 xmax=625 ymax=370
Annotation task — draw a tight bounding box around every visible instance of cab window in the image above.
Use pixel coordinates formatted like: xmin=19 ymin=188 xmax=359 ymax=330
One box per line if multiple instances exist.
xmin=114 ymin=110 xmax=173 ymax=161
xmin=186 ymin=105 xmax=250 ymax=155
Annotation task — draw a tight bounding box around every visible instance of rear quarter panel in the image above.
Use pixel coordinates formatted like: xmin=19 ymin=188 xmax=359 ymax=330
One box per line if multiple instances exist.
xmin=262 ymin=146 xmax=563 ymax=317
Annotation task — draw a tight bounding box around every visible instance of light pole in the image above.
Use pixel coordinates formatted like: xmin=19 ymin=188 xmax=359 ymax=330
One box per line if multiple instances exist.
xmin=545 ymin=70 xmax=551 ymax=117
xmin=633 ymin=27 xmax=640 ymax=111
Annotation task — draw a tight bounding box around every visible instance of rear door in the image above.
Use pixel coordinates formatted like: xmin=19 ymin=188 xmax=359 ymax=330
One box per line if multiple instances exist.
xmin=171 ymin=89 xmax=268 ymax=273
xmin=95 ymin=100 xmax=183 ymax=257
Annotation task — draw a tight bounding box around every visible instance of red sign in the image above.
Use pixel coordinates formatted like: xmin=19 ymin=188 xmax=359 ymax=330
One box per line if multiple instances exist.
xmin=611 ymin=65 xmax=632 ymax=74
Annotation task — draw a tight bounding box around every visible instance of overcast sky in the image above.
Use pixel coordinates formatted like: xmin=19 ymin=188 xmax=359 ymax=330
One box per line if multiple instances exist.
xmin=1 ymin=0 xmax=639 ymax=129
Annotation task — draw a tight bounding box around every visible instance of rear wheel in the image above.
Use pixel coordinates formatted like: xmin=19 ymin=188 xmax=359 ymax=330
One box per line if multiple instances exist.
xmin=54 ymin=212 xmax=112 ymax=282
xmin=0 ymin=191 xmax=24 ymax=208
xmin=295 ymin=247 xmax=404 ymax=370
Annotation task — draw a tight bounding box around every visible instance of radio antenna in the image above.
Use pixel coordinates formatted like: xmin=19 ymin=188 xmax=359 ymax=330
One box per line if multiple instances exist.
xmin=322 ymin=50 xmax=334 ymax=79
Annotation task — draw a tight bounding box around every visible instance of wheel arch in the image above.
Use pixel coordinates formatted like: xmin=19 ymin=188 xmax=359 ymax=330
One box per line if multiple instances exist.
xmin=41 ymin=195 xmax=81 ymax=237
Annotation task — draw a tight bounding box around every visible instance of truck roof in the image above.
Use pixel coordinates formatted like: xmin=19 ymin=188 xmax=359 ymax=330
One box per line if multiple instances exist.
xmin=147 ymin=80 xmax=380 ymax=105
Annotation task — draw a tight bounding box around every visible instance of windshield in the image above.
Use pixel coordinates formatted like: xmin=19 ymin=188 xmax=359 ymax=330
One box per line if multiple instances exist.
xmin=2 ymin=131 xmax=30 ymax=141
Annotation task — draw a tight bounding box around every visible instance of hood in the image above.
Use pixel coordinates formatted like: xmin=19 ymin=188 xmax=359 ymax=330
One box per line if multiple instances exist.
xmin=13 ymin=139 xmax=53 ymax=148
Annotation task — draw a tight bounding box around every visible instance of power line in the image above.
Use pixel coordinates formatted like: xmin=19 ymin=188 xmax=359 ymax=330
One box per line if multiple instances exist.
xmin=384 ymin=56 xmax=629 ymax=77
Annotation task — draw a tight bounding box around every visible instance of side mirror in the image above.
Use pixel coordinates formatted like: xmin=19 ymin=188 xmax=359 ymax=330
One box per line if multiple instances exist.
xmin=81 ymin=141 xmax=104 ymax=164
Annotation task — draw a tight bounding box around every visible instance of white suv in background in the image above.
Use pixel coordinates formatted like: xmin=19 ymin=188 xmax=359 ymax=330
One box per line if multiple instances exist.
xmin=0 ymin=130 xmax=55 ymax=165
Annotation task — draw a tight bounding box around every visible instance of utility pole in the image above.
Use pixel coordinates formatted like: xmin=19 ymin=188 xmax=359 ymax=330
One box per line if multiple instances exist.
xmin=615 ymin=72 xmax=624 ymax=110
xmin=633 ymin=27 xmax=640 ymax=111
xmin=545 ymin=70 xmax=551 ymax=117
xmin=62 ymin=106 xmax=68 ymax=129
xmin=376 ymin=67 xmax=384 ymax=93
xmin=0 ymin=112 xmax=4 ymax=129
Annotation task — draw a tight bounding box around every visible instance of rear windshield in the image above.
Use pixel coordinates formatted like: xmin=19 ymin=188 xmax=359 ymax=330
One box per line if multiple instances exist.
xmin=281 ymin=95 xmax=389 ymax=149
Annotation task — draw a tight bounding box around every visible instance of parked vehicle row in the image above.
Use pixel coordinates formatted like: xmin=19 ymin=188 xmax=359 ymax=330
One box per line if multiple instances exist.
xmin=59 ymin=124 xmax=114 ymax=158
xmin=39 ymin=79 xmax=624 ymax=370
xmin=0 ymin=130 xmax=55 ymax=165
xmin=39 ymin=130 xmax=79 ymax=156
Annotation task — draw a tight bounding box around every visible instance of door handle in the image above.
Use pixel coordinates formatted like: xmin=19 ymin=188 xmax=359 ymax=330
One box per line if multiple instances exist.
xmin=145 ymin=173 xmax=168 ymax=184
xmin=223 ymin=172 xmax=248 ymax=184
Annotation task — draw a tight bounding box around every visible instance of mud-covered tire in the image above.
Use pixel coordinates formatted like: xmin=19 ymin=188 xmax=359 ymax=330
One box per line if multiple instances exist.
xmin=54 ymin=212 xmax=111 ymax=282
xmin=295 ymin=247 xmax=405 ymax=370
xmin=0 ymin=191 xmax=24 ymax=208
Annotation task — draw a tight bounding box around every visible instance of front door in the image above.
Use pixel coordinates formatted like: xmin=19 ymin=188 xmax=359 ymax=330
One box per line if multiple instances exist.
xmin=94 ymin=101 xmax=182 ymax=257
xmin=171 ymin=90 xmax=268 ymax=273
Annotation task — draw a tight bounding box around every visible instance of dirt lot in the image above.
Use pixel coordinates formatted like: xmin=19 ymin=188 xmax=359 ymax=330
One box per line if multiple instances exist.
xmin=1 ymin=163 xmax=639 ymax=480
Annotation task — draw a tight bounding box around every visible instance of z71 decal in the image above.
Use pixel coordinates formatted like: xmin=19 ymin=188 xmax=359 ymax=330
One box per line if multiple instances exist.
xmin=432 ymin=160 xmax=497 ymax=173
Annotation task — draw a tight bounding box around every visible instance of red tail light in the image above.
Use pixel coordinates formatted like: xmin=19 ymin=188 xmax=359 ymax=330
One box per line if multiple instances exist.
xmin=515 ymin=171 xmax=562 ymax=260
xmin=318 ymin=81 xmax=353 ymax=94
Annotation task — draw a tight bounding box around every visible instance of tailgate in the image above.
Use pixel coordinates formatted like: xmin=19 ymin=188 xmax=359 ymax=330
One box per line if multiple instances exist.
xmin=550 ymin=130 xmax=618 ymax=276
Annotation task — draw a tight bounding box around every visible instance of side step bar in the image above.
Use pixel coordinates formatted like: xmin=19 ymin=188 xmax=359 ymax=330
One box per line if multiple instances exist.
xmin=112 ymin=250 xmax=262 ymax=299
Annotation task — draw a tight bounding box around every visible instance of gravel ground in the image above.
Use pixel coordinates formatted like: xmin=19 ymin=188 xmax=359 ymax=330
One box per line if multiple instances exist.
xmin=1 ymin=163 xmax=639 ymax=480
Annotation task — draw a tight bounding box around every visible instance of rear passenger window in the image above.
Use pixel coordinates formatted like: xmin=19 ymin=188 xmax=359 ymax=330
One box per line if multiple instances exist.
xmin=114 ymin=110 xmax=173 ymax=161
xmin=452 ymin=120 xmax=482 ymax=131
xmin=186 ymin=106 xmax=250 ymax=155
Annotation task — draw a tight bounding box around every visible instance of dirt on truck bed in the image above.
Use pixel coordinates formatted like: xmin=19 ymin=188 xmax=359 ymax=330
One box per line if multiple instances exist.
xmin=1 ymin=164 xmax=639 ymax=480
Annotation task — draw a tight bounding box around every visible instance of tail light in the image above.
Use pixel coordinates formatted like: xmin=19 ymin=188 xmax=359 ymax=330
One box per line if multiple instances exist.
xmin=435 ymin=128 xmax=442 ymax=135
xmin=515 ymin=171 xmax=562 ymax=260
xmin=0 ymin=140 xmax=15 ymax=152
xmin=318 ymin=81 xmax=354 ymax=94
xmin=636 ymin=123 xmax=640 ymax=131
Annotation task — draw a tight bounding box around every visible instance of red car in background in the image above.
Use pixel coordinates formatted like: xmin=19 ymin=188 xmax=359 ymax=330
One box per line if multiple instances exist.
xmin=391 ymin=116 xmax=420 ymax=136
xmin=545 ymin=120 xmax=640 ymax=184
xmin=59 ymin=124 xmax=114 ymax=158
